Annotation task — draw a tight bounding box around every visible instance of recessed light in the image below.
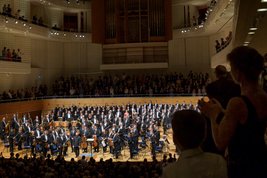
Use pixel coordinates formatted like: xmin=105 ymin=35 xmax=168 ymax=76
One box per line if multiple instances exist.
xmin=248 ymin=31 xmax=255 ymax=35
xmin=261 ymin=0 xmax=267 ymax=2
xmin=257 ymin=8 xmax=267 ymax=12
xmin=243 ymin=44 xmax=249 ymax=46
xmin=249 ymin=27 xmax=258 ymax=31
xmin=244 ymin=41 xmax=250 ymax=44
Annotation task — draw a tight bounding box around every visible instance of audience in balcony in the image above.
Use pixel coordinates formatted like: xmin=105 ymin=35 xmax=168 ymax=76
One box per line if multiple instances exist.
xmin=215 ymin=31 xmax=232 ymax=53
xmin=2 ymin=4 xmax=12 ymax=17
xmin=1 ymin=85 xmax=48 ymax=101
xmin=51 ymin=72 xmax=209 ymax=97
xmin=0 ymin=72 xmax=209 ymax=101
xmin=0 ymin=47 xmax=22 ymax=62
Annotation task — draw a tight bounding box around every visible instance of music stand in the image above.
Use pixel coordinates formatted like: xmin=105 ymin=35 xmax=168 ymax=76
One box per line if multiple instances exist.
xmin=87 ymin=138 xmax=94 ymax=157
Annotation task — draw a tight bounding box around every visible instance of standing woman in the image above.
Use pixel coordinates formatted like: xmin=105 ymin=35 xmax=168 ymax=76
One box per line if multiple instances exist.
xmin=199 ymin=46 xmax=267 ymax=178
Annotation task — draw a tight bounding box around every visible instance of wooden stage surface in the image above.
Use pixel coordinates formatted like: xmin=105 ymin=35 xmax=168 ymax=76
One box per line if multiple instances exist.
xmin=0 ymin=128 xmax=177 ymax=162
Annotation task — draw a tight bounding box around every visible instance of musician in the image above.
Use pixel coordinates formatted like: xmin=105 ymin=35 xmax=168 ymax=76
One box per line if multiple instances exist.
xmin=129 ymin=125 xmax=139 ymax=153
xmin=11 ymin=114 xmax=20 ymax=134
xmin=16 ymin=127 xmax=23 ymax=150
xmin=73 ymin=132 xmax=81 ymax=157
xmin=21 ymin=114 xmax=27 ymax=125
xmin=108 ymin=129 xmax=115 ymax=154
xmin=149 ymin=128 xmax=157 ymax=156
xmin=8 ymin=128 xmax=15 ymax=153
xmin=33 ymin=116 xmax=40 ymax=127
xmin=57 ymin=133 xmax=64 ymax=156
xmin=113 ymin=132 xmax=121 ymax=158
xmin=29 ymin=131 xmax=36 ymax=155
xmin=23 ymin=122 xmax=31 ymax=146
xmin=62 ymin=132 xmax=69 ymax=156
xmin=50 ymin=130 xmax=58 ymax=155
xmin=100 ymin=130 xmax=108 ymax=153
xmin=41 ymin=130 xmax=49 ymax=157
xmin=34 ymin=127 xmax=42 ymax=140
xmin=0 ymin=117 xmax=7 ymax=140
xmin=128 ymin=132 xmax=136 ymax=159
xmin=69 ymin=126 xmax=76 ymax=152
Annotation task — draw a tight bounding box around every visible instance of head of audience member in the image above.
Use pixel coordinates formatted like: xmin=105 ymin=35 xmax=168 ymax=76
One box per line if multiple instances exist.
xmin=214 ymin=65 xmax=228 ymax=79
xmin=171 ymin=110 xmax=206 ymax=151
xmin=227 ymin=46 xmax=264 ymax=84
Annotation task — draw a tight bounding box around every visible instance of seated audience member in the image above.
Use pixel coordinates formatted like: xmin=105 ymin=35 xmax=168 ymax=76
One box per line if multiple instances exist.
xmin=15 ymin=9 xmax=20 ymax=19
xmin=215 ymin=40 xmax=221 ymax=52
xmin=16 ymin=49 xmax=22 ymax=61
xmin=220 ymin=38 xmax=225 ymax=48
xmin=1 ymin=47 xmax=7 ymax=58
xmin=2 ymin=4 xmax=7 ymax=15
xmin=11 ymin=49 xmax=17 ymax=61
xmin=6 ymin=4 xmax=12 ymax=17
xmin=199 ymin=46 xmax=267 ymax=178
xmin=6 ymin=49 xmax=11 ymax=60
xmin=32 ymin=15 xmax=37 ymax=24
xmin=162 ymin=110 xmax=227 ymax=178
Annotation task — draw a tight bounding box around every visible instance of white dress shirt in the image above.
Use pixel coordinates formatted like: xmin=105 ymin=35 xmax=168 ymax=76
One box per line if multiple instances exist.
xmin=162 ymin=148 xmax=227 ymax=178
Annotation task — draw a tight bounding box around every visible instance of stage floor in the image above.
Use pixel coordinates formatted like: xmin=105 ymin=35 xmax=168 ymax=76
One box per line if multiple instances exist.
xmin=0 ymin=129 xmax=177 ymax=162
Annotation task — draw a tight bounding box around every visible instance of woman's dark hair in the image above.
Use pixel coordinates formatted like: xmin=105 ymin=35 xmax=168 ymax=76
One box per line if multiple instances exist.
xmin=227 ymin=46 xmax=264 ymax=81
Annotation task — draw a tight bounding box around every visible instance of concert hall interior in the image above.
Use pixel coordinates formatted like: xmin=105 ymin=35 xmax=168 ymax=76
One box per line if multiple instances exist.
xmin=0 ymin=0 xmax=267 ymax=178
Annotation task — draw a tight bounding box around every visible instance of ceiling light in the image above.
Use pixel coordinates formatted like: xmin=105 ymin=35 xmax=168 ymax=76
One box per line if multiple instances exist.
xmin=243 ymin=44 xmax=249 ymax=46
xmin=257 ymin=8 xmax=267 ymax=12
xmin=248 ymin=31 xmax=255 ymax=35
xmin=249 ymin=27 xmax=258 ymax=31
xmin=261 ymin=0 xmax=267 ymax=2
xmin=244 ymin=41 xmax=250 ymax=44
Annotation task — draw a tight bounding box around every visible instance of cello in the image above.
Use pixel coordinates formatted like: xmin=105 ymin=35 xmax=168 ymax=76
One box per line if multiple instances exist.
xmin=93 ymin=135 xmax=99 ymax=152
xmin=81 ymin=135 xmax=88 ymax=152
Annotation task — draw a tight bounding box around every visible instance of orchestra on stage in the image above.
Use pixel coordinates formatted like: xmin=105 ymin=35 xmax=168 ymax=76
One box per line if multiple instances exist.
xmin=0 ymin=102 xmax=196 ymax=158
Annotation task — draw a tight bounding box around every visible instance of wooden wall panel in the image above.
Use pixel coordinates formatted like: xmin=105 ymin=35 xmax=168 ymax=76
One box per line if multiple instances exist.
xmin=0 ymin=100 xmax=43 ymax=121
xmin=91 ymin=0 xmax=105 ymax=43
xmin=165 ymin=0 xmax=172 ymax=41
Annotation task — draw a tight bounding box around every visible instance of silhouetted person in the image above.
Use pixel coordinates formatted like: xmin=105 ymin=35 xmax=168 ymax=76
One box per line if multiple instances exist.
xmin=162 ymin=110 xmax=227 ymax=178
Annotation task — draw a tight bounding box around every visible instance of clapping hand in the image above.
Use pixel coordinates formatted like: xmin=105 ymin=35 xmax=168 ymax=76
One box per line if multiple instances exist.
xmin=198 ymin=97 xmax=224 ymax=121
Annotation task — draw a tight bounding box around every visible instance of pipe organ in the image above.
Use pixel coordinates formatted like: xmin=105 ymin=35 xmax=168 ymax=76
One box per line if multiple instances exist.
xmin=92 ymin=0 xmax=172 ymax=44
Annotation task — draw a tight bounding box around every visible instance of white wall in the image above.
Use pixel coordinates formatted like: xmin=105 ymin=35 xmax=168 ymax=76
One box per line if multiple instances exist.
xmin=169 ymin=36 xmax=210 ymax=73
xmin=63 ymin=42 xmax=102 ymax=75
xmin=13 ymin=0 xmax=30 ymax=20
xmin=45 ymin=8 xmax=64 ymax=29
xmin=0 ymin=32 xmax=31 ymax=62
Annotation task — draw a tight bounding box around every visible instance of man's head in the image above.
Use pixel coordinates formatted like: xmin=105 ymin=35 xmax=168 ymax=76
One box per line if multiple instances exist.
xmin=172 ymin=110 xmax=206 ymax=151
xmin=215 ymin=65 xmax=228 ymax=79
